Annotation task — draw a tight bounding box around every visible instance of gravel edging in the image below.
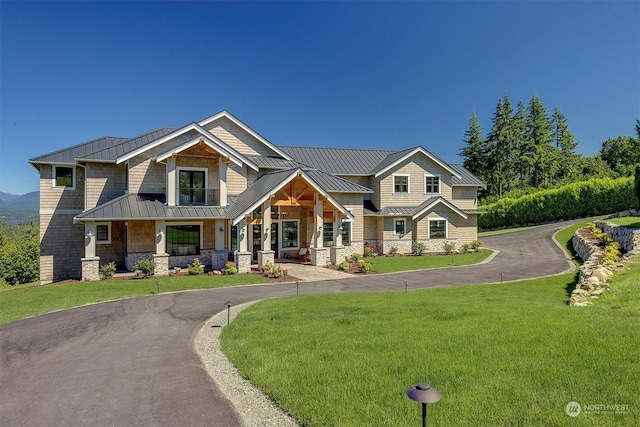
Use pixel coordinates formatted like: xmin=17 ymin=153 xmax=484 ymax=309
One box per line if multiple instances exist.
xmin=194 ymin=301 xmax=299 ymax=427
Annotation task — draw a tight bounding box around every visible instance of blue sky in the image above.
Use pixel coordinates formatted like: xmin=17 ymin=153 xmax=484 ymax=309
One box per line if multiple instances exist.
xmin=1 ymin=1 xmax=638 ymax=195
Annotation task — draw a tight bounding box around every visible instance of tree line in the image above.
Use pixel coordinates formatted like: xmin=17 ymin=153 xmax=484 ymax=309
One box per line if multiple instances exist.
xmin=459 ymin=94 xmax=640 ymax=200
xmin=0 ymin=220 xmax=39 ymax=286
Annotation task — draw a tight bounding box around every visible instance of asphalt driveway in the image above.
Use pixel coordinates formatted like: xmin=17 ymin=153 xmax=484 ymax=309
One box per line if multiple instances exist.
xmin=0 ymin=221 xmax=577 ymax=426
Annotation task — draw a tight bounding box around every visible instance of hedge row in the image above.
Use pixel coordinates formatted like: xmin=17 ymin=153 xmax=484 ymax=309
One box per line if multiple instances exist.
xmin=478 ymin=177 xmax=638 ymax=230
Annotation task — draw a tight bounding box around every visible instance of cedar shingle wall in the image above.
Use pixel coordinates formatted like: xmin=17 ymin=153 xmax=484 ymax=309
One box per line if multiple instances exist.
xmin=39 ymin=165 xmax=85 ymax=211
xmin=452 ymin=186 xmax=479 ymax=210
xmin=205 ymin=116 xmax=280 ymax=157
xmin=128 ymin=221 xmax=155 ymax=253
xmin=86 ymin=163 xmax=126 ymax=209
xmin=95 ymin=221 xmax=126 ymax=268
xmin=40 ymin=213 xmax=84 ymax=282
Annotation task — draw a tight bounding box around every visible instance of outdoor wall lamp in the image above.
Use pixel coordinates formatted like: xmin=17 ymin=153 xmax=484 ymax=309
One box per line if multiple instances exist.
xmin=219 ymin=226 xmax=224 ymax=232
xmin=85 ymin=230 xmax=94 ymax=239
xmin=157 ymin=229 xmax=164 ymax=237
xmin=407 ymin=382 xmax=441 ymax=427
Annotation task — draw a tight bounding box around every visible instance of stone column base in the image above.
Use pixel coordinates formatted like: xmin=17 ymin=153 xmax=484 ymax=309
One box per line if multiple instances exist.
xmin=211 ymin=249 xmax=228 ymax=271
xmin=330 ymin=246 xmax=346 ymax=265
xmin=153 ymin=253 xmax=169 ymax=277
xmin=81 ymin=256 xmax=100 ymax=281
xmin=235 ymin=251 xmax=252 ymax=274
xmin=257 ymin=250 xmax=275 ymax=267
xmin=310 ymin=247 xmax=329 ymax=266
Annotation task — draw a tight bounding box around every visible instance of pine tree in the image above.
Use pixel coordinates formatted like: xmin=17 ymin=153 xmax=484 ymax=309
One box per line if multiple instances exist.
xmin=459 ymin=111 xmax=487 ymax=180
xmin=526 ymin=95 xmax=553 ymax=187
xmin=511 ymin=100 xmax=530 ymax=189
xmin=551 ymin=106 xmax=579 ymax=183
xmin=486 ymin=95 xmax=515 ymax=196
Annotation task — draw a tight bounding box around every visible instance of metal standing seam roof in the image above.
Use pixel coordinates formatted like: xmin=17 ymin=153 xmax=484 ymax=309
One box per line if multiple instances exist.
xmin=79 ymin=128 xmax=177 ymax=162
xmin=450 ymin=164 xmax=487 ymax=188
xmin=29 ymin=136 xmax=130 ymax=165
xmin=363 ymin=196 xmax=470 ymax=219
xmin=278 ymin=146 xmax=396 ymax=175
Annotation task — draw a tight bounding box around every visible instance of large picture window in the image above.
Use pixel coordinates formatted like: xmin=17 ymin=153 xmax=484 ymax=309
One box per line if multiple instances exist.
xmin=429 ymin=219 xmax=446 ymax=239
xmin=53 ymin=165 xmax=75 ymax=189
xmin=424 ymin=174 xmax=440 ymax=194
xmin=167 ymin=224 xmax=201 ymax=256
xmin=282 ymin=221 xmax=299 ymax=248
xmin=393 ymin=174 xmax=409 ymax=194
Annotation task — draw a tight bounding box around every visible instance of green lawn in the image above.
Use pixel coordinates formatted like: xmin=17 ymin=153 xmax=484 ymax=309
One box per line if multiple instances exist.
xmin=0 ymin=274 xmax=269 ymax=325
xmin=607 ymin=216 xmax=640 ymax=229
xmin=368 ymin=249 xmax=492 ymax=274
xmin=221 ymin=221 xmax=639 ymax=426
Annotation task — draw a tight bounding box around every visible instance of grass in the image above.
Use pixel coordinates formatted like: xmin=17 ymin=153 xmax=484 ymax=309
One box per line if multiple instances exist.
xmin=0 ymin=274 xmax=269 ymax=325
xmin=607 ymin=216 xmax=640 ymax=229
xmin=221 ymin=220 xmax=640 ymax=426
xmin=367 ymin=249 xmax=492 ymax=274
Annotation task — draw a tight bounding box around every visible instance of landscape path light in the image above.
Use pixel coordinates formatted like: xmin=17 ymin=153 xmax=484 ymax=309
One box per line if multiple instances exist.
xmin=406 ymin=382 xmax=441 ymax=427
xmin=224 ymin=301 xmax=232 ymax=325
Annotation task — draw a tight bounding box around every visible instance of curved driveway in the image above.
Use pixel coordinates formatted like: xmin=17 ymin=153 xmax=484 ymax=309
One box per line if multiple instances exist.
xmin=0 ymin=221 xmax=576 ymax=426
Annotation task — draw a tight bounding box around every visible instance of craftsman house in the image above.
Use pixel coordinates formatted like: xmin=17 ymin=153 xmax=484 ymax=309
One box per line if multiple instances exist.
xmin=29 ymin=111 xmax=485 ymax=283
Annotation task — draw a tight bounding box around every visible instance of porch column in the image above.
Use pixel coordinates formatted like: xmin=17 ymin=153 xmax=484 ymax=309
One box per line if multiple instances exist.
xmin=311 ymin=194 xmax=328 ymax=266
xmin=235 ymin=217 xmax=251 ymax=273
xmin=330 ymin=211 xmax=346 ymax=264
xmin=258 ymin=199 xmax=274 ymax=266
xmin=153 ymin=220 xmax=168 ymax=276
xmin=81 ymin=221 xmax=100 ymax=281
xmin=212 ymin=219 xmax=227 ymax=270
xmin=167 ymin=157 xmax=176 ymax=206
xmin=219 ymin=160 xmax=228 ymax=207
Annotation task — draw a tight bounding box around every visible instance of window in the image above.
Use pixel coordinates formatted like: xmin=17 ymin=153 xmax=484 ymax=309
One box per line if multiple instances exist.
xmin=96 ymin=223 xmax=111 ymax=244
xmin=394 ymin=218 xmax=406 ymax=235
xmin=230 ymin=225 xmax=238 ymax=251
xmin=429 ymin=219 xmax=446 ymax=239
xmin=424 ymin=174 xmax=440 ymax=194
xmin=53 ymin=166 xmax=75 ymax=189
xmin=178 ymin=169 xmax=206 ymax=205
xmin=341 ymin=221 xmax=351 ymax=246
xmin=393 ymin=174 xmax=409 ymax=194
xmin=166 ymin=224 xmax=201 ymax=256
xmin=282 ymin=221 xmax=299 ymax=248
xmin=323 ymin=223 xmax=334 ymax=247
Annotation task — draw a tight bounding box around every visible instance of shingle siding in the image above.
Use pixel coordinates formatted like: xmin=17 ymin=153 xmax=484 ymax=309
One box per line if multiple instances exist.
xmin=39 ymin=213 xmax=84 ymax=282
xmin=86 ymin=163 xmax=126 ymax=210
xmin=205 ymin=116 xmax=281 ymax=157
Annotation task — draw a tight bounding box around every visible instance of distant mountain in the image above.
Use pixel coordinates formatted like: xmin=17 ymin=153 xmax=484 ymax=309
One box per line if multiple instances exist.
xmin=0 ymin=191 xmax=39 ymax=223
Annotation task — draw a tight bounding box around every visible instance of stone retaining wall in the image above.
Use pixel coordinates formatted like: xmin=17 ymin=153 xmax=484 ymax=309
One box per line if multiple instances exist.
xmin=570 ymin=215 xmax=640 ymax=306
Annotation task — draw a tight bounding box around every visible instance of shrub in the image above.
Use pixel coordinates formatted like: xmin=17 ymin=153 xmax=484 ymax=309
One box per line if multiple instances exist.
xmin=444 ymin=241 xmax=456 ymax=254
xmin=603 ymin=242 xmax=622 ymax=266
xmin=223 ymin=261 xmax=237 ymax=275
xmin=363 ymin=243 xmax=378 ymax=257
xmin=99 ymin=262 xmax=117 ymax=280
xmin=133 ymin=259 xmax=155 ymax=278
xmin=187 ymin=258 xmax=204 ymax=275
xmin=358 ymin=260 xmax=372 ymax=274
xmin=338 ymin=260 xmax=350 ymax=271
xmin=260 ymin=262 xmax=274 ymax=276
xmin=351 ymin=253 xmax=363 ymax=262
xmin=412 ymin=242 xmax=426 ymax=256
xmin=261 ymin=262 xmax=284 ymax=278
xmin=173 ymin=267 xmax=182 ymax=275
xmin=461 ymin=243 xmax=471 ymax=253
xmin=0 ymin=220 xmax=39 ymax=285
xmin=470 ymin=240 xmax=483 ymax=251
xmin=389 ymin=246 xmax=399 ymax=256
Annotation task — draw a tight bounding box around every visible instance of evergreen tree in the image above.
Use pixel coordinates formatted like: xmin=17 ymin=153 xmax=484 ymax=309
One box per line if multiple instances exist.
xmin=511 ymin=100 xmax=530 ymax=189
xmin=525 ymin=95 xmax=553 ymax=187
xmin=636 ymin=163 xmax=640 ymax=210
xmin=551 ymin=106 xmax=579 ymax=183
xmin=486 ymin=95 xmax=515 ymax=196
xmin=600 ymin=136 xmax=640 ymax=176
xmin=459 ymin=111 xmax=487 ymax=180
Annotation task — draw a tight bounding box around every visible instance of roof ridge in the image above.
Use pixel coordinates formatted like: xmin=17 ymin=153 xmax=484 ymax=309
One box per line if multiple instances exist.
xmin=279 ymin=145 xmax=397 ymax=153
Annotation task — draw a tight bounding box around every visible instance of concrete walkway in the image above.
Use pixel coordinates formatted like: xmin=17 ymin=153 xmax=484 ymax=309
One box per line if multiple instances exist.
xmin=0 ymin=220 xmax=580 ymax=427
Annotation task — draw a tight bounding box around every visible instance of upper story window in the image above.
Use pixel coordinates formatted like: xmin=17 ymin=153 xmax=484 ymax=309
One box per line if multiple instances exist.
xmin=53 ymin=165 xmax=75 ymax=189
xmin=424 ymin=174 xmax=440 ymax=194
xmin=393 ymin=174 xmax=410 ymax=194
xmin=178 ymin=169 xmax=206 ymax=205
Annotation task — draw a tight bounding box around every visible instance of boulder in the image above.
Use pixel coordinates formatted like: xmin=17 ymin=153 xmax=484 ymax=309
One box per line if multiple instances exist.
xmin=583 ymin=276 xmax=600 ymax=290
xmin=592 ymin=267 xmax=613 ymax=283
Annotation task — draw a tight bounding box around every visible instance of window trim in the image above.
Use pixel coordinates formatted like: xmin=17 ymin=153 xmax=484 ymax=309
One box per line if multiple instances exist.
xmin=52 ymin=164 xmax=76 ymax=190
xmin=341 ymin=219 xmax=352 ymax=246
xmin=96 ymin=222 xmax=112 ymax=245
xmin=280 ymin=219 xmax=300 ymax=250
xmin=428 ymin=218 xmax=447 ymax=239
xmin=424 ymin=173 xmax=441 ymax=195
xmin=166 ymin=221 xmax=203 ymax=256
xmin=394 ymin=217 xmax=406 ymax=236
xmin=392 ymin=174 xmax=410 ymax=194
